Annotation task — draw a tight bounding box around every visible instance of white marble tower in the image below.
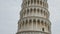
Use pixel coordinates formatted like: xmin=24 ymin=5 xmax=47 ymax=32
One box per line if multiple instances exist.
xmin=16 ymin=0 xmax=51 ymax=34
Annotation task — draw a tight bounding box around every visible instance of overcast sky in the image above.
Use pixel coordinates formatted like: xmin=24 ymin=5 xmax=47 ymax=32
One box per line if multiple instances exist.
xmin=0 ymin=0 xmax=60 ymax=34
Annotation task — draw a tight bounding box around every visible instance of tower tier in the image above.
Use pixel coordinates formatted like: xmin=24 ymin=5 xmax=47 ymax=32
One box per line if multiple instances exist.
xmin=18 ymin=17 xmax=51 ymax=33
xmin=20 ymin=7 xmax=49 ymax=19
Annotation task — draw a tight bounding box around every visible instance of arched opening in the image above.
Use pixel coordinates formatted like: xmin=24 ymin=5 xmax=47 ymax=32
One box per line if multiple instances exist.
xmin=37 ymin=9 xmax=39 ymax=13
xmin=31 ymin=0 xmax=33 ymax=4
xmin=33 ymin=19 xmax=36 ymax=23
xmin=42 ymin=28 xmax=44 ymax=31
xmin=28 ymin=0 xmax=30 ymax=5
xmin=41 ymin=20 xmax=43 ymax=25
xmin=34 ymin=0 xmax=36 ymax=4
xmin=31 ymin=8 xmax=32 ymax=12
xmin=29 ymin=19 xmax=32 ymax=25
xmin=33 ymin=19 xmax=36 ymax=29
xmin=34 ymin=8 xmax=36 ymax=13
xmin=27 ymin=9 xmax=29 ymax=14
xmin=41 ymin=9 xmax=42 ymax=14
xmin=29 ymin=19 xmax=32 ymax=23
xmin=40 ymin=1 xmax=42 ymax=5
xmin=26 ymin=1 xmax=27 ymax=6
xmin=30 ymin=8 xmax=32 ymax=15
xmin=37 ymin=19 xmax=40 ymax=24
xmin=37 ymin=0 xmax=39 ymax=4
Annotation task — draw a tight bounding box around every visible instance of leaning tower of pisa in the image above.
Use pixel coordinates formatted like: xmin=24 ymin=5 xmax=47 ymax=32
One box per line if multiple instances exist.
xmin=16 ymin=0 xmax=51 ymax=34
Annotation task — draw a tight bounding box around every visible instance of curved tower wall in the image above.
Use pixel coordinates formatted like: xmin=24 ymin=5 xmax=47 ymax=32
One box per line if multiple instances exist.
xmin=17 ymin=0 xmax=51 ymax=34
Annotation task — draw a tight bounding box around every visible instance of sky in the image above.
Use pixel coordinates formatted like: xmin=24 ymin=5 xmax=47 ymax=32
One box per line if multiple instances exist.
xmin=0 ymin=0 xmax=60 ymax=34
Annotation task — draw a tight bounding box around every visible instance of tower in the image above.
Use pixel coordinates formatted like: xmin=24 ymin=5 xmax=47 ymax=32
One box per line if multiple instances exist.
xmin=16 ymin=0 xmax=51 ymax=34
